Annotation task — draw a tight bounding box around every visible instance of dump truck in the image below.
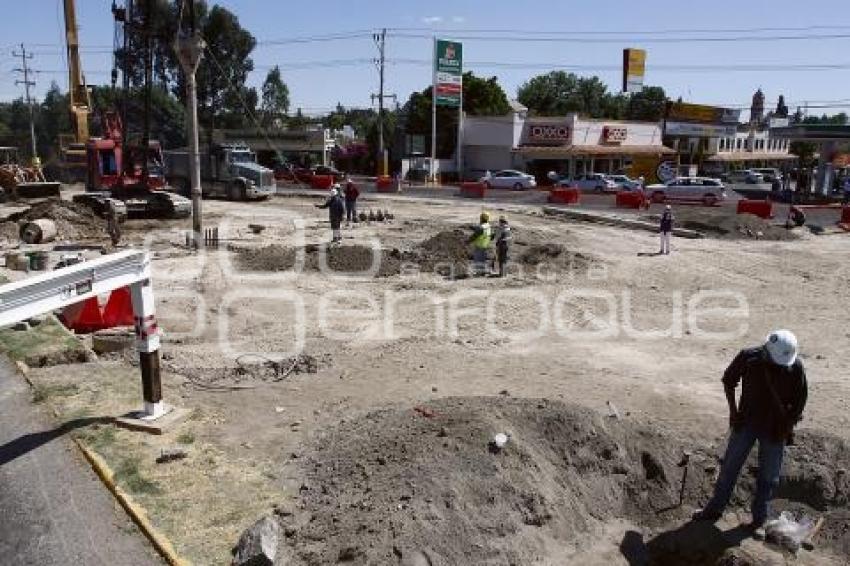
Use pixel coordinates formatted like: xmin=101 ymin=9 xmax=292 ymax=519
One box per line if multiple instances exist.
xmin=163 ymin=143 xmax=276 ymax=201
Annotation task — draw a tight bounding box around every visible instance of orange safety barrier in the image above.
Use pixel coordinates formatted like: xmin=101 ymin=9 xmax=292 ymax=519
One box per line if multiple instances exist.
xmin=375 ymin=175 xmax=397 ymax=193
xmin=459 ymin=182 xmax=486 ymax=198
xmin=61 ymin=296 xmax=105 ymax=334
xmin=548 ymin=187 xmax=580 ymax=205
xmin=736 ymin=199 xmax=774 ymax=219
xmin=310 ymin=174 xmax=334 ymax=190
xmin=102 ymin=286 xmax=135 ymax=327
xmin=615 ymin=190 xmax=645 ymax=209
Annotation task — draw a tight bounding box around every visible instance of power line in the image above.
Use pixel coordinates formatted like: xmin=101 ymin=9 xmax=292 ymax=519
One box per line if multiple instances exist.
xmin=386 ymin=24 xmax=850 ymax=36
xmin=388 ymin=31 xmax=850 ymax=44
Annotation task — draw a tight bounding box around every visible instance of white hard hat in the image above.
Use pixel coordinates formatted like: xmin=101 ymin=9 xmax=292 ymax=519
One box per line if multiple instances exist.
xmin=665 ymin=204 xmax=672 ymax=210
xmin=764 ymin=329 xmax=798 ymax=367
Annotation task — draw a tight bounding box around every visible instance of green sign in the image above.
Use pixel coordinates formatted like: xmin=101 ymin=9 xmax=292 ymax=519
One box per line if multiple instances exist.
xmin=434 ymin=39 xmax=462 ymax=107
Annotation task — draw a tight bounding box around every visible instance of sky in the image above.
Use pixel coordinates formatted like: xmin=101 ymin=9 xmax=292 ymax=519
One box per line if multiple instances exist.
xmin=2 ymin=0 xmax=850 ymax=121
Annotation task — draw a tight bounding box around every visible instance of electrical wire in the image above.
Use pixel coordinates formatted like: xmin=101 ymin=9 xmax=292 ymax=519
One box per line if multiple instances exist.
xmin=387 ymin=31 xmax=850 ymax=44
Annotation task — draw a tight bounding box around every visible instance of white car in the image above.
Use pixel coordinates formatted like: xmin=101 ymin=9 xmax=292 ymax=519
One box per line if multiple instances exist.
xmin=646 ymin=177 xmax=727 ymax=206
xmin=481 ymin=170 xmax=537 ymax=190
xmin=726 ymin=170 xmax=765 ymax=184
xmin=561 ymin=172 xmax=618 ymax=192
xmin=607 ymin=174 xmax=642 ymax=191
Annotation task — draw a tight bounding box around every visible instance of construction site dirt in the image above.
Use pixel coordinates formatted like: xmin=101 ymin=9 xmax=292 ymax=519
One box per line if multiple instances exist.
xmin=4 ymin=192 xmax=850 ymax=565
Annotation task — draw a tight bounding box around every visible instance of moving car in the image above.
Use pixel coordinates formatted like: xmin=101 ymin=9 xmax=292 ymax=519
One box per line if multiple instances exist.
xmin=481 ymin=170 xmax=537 ymax=190
xmin=561 ymin=172 xmax=618 ymax=192
xmin=751 ymin=168 xmax=781 ymax=183
xmin=645 ymin=177 xmax=728 ymax=206
xmin=607 ymin=174 xmax=642 ymax=191
xmin=726 ymin=170 xmax=765 ymax=184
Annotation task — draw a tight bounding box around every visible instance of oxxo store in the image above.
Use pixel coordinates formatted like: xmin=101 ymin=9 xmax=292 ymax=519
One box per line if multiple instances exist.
xmin=462 ymin=111 xmax=674 ymax=182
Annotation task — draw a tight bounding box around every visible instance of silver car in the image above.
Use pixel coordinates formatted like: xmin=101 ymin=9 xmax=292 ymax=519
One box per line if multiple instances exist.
xmin=560 ymin=172 xmax=618 ymax=192
xmin=646 ymin=177 xmax=727 ymax=206
xmin=481 ymin=170 xmax=537 ymax=190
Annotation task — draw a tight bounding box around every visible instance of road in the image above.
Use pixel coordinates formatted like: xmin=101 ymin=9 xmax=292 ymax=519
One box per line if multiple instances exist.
xmin=0 ymin=358 xmax=160 ymax=566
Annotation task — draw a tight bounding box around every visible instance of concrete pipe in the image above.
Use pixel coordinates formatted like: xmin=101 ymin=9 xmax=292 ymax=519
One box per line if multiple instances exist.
xmin=20 ymin=218 xmax=57 ymax=244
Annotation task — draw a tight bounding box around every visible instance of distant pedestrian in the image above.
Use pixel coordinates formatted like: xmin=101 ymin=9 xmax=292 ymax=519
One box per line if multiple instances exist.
xmin=468 ymin=211 xmax=493 ymax=276
xmin=105 ymin=199 xmax=121 ymax=246
xmin=659 ymin=204 xmax=674 ymax=255
xmin=316 ymin=185 xmax=345 ymax=243
xmin=495 ymin=216 xmax=512 ymax=277
xmin=842 ymin=176 xmax=850 ymax=205
xmin=343 ymin=177 xmax=360 ymax=225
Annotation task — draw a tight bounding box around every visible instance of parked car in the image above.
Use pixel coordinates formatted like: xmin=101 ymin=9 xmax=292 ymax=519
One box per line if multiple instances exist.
xmin=645 ymin=177 xmax=728 ymax=206
xmin=313 ymin=165 xmax=345 ymax=180
xmin=607 ymin=174 xmax=642 ymax=191
xmin=562 ymin=172 xmax=618 ymax=192
xmin=481 ymin=169 xmax=537 ymax=190
xmin=726 ymin=170 xmax=765 ymax=184
xmin=751 ymin=168 xmax=781 ymax=183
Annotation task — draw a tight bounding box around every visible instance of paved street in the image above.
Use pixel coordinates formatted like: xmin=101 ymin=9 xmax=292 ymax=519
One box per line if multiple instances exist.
xmin=0 ymin=358 xmax=160 ymax=566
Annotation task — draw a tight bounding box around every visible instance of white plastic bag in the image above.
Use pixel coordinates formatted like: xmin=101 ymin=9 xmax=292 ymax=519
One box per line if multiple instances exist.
xmin=764 ymin=511 xmax=815 ymax=553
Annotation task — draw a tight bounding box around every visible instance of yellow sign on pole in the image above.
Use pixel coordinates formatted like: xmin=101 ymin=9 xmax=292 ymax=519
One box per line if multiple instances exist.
xmin=622 ymin=48 xmax=647 ymax=93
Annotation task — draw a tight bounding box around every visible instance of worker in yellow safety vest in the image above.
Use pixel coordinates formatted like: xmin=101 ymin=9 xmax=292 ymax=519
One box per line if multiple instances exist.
xmin=468 ymin=211 xmax=493 ymax=276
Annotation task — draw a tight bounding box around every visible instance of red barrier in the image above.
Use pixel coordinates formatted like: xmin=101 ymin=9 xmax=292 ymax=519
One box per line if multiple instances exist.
xmin=375 ymin=175 xmax=397 ymax=193
xmin=548 ymin=187 xmax=580 ymax=205
xmin=61 ymin=297 xmax=105 ymax=334
xmin=736 ymin=199 xmax=774 ymax=219
xmin=842 ymin=206 xmax=850 ymax=224
xmin=102 ymin=286 xmax=135 ymax=327
xmin=615 ymin=190 xmax=644 ymax=209
xmin=459 ymin=182 xmax=486 ymax=198
xmin=310 ymin=174 xmax=334 ymax=190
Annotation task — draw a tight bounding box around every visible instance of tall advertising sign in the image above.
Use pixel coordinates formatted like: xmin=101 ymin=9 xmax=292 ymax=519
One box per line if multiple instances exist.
xmin=622 ymin=48 xmax=646 ymax=93
xmin=434 ymin=40 xmax=463 ymax=107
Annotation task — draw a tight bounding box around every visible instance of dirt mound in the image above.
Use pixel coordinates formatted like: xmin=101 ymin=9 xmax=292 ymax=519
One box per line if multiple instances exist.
xmin=0 ymin=198 xmax=107 ymax=242
xmin=644 ymin=209 xmax=798 ymax=241
xmin=233 ymin=244 xmax=402 ymax=277
xmin=275 ymin=397 xmax=850 ymax=565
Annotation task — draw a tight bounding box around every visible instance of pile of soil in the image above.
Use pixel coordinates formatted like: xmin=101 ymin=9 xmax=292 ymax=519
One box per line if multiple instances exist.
xmin=233 ymin=244 xmax=403 ymax=277
xmin=170 ymin=353 xmax=329 ymax=390
xmin=644 ymin=209 xmax=798 ymax=241
xmin=0 ymin=198 xmax=107 ymax=242
xmin=275 ymin=397 xmax=850 ymax=566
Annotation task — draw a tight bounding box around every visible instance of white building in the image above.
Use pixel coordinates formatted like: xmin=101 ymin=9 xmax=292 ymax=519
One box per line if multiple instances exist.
xmin=702 ymin=120 xmax=796 ymax=174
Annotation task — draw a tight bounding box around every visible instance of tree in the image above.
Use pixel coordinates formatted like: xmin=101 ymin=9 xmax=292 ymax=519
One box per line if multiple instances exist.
xmin=625 ymin=86 xmax=667 ymax=121
xmin=775 ymin=95 xmax=789 ymax=118
xmin=260 ymin=66 xmax=290 ymax=128
xmin=462 ymin=73 xmax=511 ymax=116
xmin=517 ymin=71 xmax=635 ymax=119
xmin=39 ymin=82 xmax=71 ymax=158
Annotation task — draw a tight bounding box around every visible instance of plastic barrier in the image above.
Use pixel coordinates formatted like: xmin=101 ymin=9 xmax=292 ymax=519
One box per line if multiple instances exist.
xmin=61 ymin=297 xmax=105 ymax=334
xmin=375 ymin=176 xmax=397 ymax=193
xmin=842 ymin=206 xmax=850 ymax=224
xmin=102 ymin=286 xmax=135 ymax=327
xmin=310 ymin=174 xmax=334 ymax=190
xmin=615 ymin=190 xmax=645 ymax=209
xmin=736 ymin=199 xmax=774 ymax=219
xmin=548 ymin=187 xmax=580 ymax=205
xmin=459 ymin=182 xmax=486 ymax=198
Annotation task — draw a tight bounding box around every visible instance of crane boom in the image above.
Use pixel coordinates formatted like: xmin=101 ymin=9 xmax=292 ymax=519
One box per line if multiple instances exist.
xmin=64 ymin=0 xmax=91 ymax=143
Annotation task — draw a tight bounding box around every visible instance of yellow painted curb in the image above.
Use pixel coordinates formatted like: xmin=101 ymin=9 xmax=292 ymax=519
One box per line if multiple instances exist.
xmin=16 ymin=364 xmax=190 ymax=566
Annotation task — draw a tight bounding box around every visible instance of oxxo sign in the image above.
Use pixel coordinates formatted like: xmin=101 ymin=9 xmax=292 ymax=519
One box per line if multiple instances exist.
xmin=528 ymin=124 xmax=570 ymax=144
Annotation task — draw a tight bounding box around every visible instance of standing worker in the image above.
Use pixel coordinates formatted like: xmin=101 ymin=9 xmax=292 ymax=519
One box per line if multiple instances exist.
xmin=106 ymin=199 xmax=121 ymax=247
xmin=694 ymin=330 xmax=807 ymax=531
xmin=343 ymin=176 xmax=360 ymax=226
xmin=842 ymin=175 xmax=850 ymax=205
xmin=315 ymin=185 xmax=345 ymax=243
xmin=659 ymin=204 xmax=674 ymax=255
xmin=495 ymin=216 xmax=512 ymax=277
xmin=468 ymin=211 xmax=493 ymax=276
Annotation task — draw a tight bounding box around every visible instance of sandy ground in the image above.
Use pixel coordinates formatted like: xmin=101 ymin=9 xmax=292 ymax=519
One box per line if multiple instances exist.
xmin=5 ymin=191 xmax=850 ymax=564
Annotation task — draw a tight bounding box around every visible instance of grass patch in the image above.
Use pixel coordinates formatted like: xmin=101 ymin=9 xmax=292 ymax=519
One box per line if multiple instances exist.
xmin=32 ymin=382 xmax=80 ymax=403
xmin=114 ymin=456 xmax=162 ymax=495
xmin=177 ymin=431 xmax=195 ymax=445
xmin=83 ymin=424 xmax=117 ymax=452
xmin=0 ymin=316 xmax=88 ymax=365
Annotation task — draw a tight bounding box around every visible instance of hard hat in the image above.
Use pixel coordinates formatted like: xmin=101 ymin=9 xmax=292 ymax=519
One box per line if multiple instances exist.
xmin=665 ymin=204 xmax=672 ymax=210
xmin=764 ymin=329 xmax=798 ymax=367
xmin=499 ymin=215 xmax=508 ymax=224
xmin=480 ymin=211 xmax=490 ymax=222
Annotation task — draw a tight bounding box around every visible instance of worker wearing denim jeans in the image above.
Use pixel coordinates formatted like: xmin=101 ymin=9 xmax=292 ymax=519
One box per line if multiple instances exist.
xmin=694 ymin=330 xmax=807 ymax=530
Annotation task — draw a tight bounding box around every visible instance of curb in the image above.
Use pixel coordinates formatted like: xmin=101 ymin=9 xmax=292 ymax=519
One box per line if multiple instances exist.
xmin=542 ymin=206 xmax=706 ymax=239
xmin=16 ymin=363 xmax=190 ymax=566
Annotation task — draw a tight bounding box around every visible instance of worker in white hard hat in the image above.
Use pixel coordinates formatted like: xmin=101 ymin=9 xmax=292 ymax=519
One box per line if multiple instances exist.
xmin=315 ymin=185 xmax=345 ymax=243
xmin=659 ymin=204 xmax=674 ymax=254
xmin=694 ymin=330 xmax=808 ymax=531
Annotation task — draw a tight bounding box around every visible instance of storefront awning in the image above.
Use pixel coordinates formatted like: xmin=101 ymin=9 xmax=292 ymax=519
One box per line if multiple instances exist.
xmin=513 ymin=144 xmax=675 ymax=158
xmin=705 ymin=152 xmax=798 ymax=162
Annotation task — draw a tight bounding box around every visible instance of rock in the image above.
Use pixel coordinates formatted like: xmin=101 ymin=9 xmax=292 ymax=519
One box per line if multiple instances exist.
xmin=26 ymin=316 xmax=44 ymax=327
xmin=12 ymin=321 xmax=29 ymax=331
xmin=232 ymin=515 xmax=280 ymax=566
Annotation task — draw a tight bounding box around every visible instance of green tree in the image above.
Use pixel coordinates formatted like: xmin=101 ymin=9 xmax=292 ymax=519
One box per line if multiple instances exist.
xmin=517 ymin=71 xmax=580 ymax=116
xmin=89 ymin=85 xmax=186 ymax=148
xmin=625 ymin=86 xmax=667 ymax=121
xmin=39 ymin=82 xmax=71 ymax=158
xmin=260 ymin=66 xmax=290 ymax=128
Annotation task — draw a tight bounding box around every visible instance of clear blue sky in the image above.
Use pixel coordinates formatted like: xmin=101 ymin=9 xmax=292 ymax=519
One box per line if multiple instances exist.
xmin=2 ymin=0 xmax=850 ymax=120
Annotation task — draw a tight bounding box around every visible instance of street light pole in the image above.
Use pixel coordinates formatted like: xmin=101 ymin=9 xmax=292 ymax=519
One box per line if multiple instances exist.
xmin=175 ymin=17 xmax=205 ymax=248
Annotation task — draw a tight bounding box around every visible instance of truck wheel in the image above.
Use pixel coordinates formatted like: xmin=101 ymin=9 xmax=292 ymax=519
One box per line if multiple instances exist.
xmin=227 ymin=184 xmax=238 ymax=201
xmin=239 ymin=184 xmax=247 ymax=201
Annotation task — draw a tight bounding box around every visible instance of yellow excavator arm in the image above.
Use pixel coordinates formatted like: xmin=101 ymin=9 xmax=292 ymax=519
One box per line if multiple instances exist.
xmin=64 ymin=0 xmax=91 ymax=144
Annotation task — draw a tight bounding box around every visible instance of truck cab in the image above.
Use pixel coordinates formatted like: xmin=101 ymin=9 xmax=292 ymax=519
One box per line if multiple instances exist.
xmin=210 ymin=143 xmax=276 ymax=200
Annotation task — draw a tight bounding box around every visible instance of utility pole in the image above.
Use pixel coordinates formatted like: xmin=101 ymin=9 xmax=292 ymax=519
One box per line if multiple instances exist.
xmin=12 ymin=44 xmax=38 ymax=164
xmin=175 ymin=0 xmax=205 ymax=248
xmin=371 ymin=29 xmax=395 ymax=177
